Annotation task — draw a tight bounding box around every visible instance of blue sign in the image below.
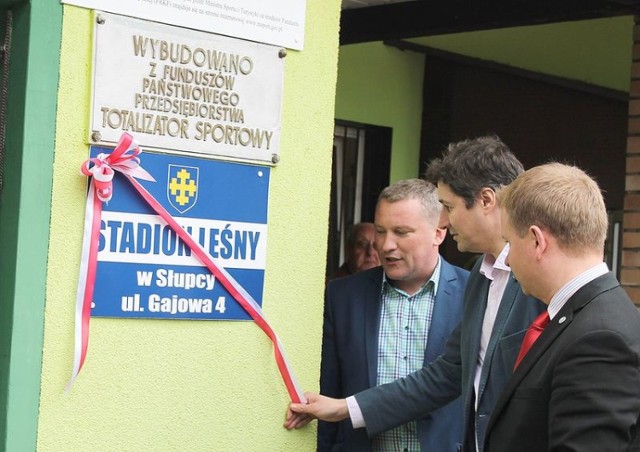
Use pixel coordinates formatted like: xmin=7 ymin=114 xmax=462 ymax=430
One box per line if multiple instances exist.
xmin=91 ymin=146 xmax=270 ymax=320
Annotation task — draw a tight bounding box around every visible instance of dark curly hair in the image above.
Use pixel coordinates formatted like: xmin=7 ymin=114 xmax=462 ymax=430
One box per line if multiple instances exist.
xmin=424 ymin=136 xmax=524 ymax=208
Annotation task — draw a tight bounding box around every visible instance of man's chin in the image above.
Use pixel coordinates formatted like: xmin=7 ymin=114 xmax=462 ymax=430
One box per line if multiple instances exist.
xmin=454 ymin=239 xmax=477 ymax=254
xmin=455 ymin=242 xmax=467 ymax=253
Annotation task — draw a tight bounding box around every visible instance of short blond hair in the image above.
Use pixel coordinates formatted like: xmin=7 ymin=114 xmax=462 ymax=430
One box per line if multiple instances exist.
xmin=379 ymin=179 xmax=442 ymax=224
xmin=500 ymin=163 xmax=608 ymax=253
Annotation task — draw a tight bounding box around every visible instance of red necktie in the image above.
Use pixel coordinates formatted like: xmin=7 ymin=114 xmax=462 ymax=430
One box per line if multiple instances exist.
xmin=513 ymin=310 xmax=550 ymax=370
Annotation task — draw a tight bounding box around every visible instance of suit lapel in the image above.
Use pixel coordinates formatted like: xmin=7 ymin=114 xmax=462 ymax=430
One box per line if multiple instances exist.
xmin=476 ymin=275 xmax=520 ymax=401
xmin=364 ymin=268 xmax=384 ymax=388
xmin=485 ymin=303 xmax=572 ymax=440
xmin=505 ymin=272 xmax=619 ymax=383
xmin=485 ymin=272 xmax=620 ymax=441
xmin=424 ymin=260 xmax=455 ymax=364
xmin=463 ymin=275 xmax=490 ymax=399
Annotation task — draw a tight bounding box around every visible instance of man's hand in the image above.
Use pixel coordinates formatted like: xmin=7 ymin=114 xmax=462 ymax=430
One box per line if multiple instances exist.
xmin=283 ymin=392 xmax=350 ymax=429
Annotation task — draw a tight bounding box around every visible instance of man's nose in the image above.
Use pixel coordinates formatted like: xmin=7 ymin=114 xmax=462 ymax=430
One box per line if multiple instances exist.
xmin=380 ymin=235 xmax=397 ymax=252
xmin=438 ymin=210 xmax=450 ymax=229
xmin=364 ymin=242 xmax=375 ymax=254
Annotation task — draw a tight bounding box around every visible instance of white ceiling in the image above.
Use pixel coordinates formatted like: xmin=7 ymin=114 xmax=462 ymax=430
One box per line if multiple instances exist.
xmin=341 ymin=0 xmax=416 ymax=10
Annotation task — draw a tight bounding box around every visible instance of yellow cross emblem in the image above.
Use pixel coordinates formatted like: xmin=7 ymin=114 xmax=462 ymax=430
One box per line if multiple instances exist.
xmin=167 ymin=165 xmax=199 ymax=213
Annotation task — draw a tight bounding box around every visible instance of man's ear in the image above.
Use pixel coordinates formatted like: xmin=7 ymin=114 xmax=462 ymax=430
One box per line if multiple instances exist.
xmin=479 ymin=187 xmax=497 ymax=210
xmin=530 ymin=225 xmax=548 ymax=260
xmin=434 ymin=227 xmax=447 ymax=246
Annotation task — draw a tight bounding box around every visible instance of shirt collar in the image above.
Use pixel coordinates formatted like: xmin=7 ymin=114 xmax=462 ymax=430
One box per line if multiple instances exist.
xmin=547 ymin=262 xmax=609 ymax=319
xmin=479 ymin=244 xmax=511 ymax=281
xmin=382 ymin=255 xmax=441 ymax=297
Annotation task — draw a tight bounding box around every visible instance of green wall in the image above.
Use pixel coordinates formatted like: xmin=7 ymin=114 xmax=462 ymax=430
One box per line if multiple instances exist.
xmin=35 ymin=3 xmax=339 ymax=450
xmin=0 ymin=0 xmax=61 ymax=450
xmin=413 ymin=17 xmax=634 ymax=93
xmin=336 ymin=16 xmax=634 ymax=182
xmin=335 ymin=42 xmax=426 ymax=182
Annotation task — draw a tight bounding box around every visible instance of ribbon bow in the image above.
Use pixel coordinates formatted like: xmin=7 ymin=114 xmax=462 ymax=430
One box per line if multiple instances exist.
xmin=80 ymin=133 xmax=155 ymax=201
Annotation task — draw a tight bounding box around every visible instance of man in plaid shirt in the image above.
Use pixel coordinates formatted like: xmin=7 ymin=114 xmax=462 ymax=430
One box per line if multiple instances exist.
xmin=317 ymin=179 xmax=468 ymax=451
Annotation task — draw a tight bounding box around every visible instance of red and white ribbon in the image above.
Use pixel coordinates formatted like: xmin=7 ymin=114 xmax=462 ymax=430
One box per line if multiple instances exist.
xmin=68 ymin=133 xmax=155 ymax=391
xmin=69 ymin=133 xmax=305 ymax=403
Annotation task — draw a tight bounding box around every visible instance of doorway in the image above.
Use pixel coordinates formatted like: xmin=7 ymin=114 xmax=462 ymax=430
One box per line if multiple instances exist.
xmin=326 ymin=121 xmax=391 ymax=277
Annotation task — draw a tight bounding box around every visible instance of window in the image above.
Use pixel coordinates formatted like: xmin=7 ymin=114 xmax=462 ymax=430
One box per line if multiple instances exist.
xmin=326 ymin=121 xmax=391 ymax=277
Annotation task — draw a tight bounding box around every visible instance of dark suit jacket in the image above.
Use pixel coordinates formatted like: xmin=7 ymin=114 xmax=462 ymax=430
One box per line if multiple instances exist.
xmin=319 ymin=259 xmax=469 ymax=451
xmin=354 ymin=256 xmax=546 ymax=452
xmin=485 ymin=272 xmax=640 ymax=452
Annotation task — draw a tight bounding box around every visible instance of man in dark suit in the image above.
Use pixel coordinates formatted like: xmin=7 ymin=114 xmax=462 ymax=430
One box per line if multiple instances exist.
xmin=285 ymin=136 xmax=545 ymax=452
xmin=319 ymin=179 xmax=468 ymax=451
xmin=484 ymin=162 xmax=640 ymax=451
